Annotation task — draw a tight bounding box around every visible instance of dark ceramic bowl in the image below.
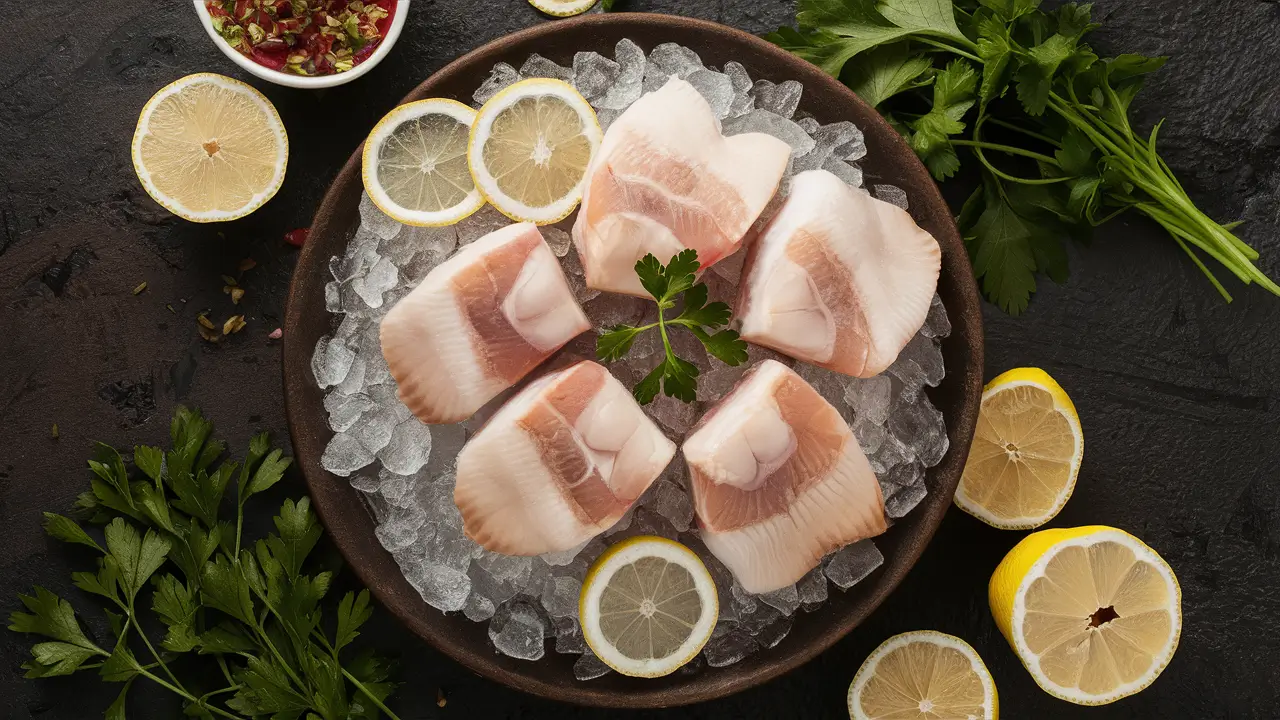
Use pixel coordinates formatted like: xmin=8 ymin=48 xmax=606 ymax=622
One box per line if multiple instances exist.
xmin=283 ymin=12 xmax=984 ymax=708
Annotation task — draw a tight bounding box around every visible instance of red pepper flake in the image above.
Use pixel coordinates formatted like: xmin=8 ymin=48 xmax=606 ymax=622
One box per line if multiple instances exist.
xmin=284 ymin=227 xmax=310 ymax=246
xmin=204 ymin=1 xmax=398 ymax=77
xmin=268 ymin=327 xmax=283 ymax=339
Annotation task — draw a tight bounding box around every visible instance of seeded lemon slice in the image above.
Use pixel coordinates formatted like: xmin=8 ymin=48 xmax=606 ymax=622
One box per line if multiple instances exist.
xmin=468 ymin=78 xmax=601 ymax=224
xmin=579 ymin=536 xmax=718 ymax=678
xmin=132 ymin=73 xmax=287 ymax=223
xmin=990 ymin=526 xmax=1181 ymax=705
xmin=528 ymin=0 xmax=598 ymax=16
xmin=955 ymin=368 xmax=1083 ymax=529
xmin=362 ymin=98 xmax=485 ymax=227
xmin=848 ymin=631 xmax=998 ymax=719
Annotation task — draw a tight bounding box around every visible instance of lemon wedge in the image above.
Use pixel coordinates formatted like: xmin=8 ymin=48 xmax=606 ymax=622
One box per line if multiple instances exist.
xmin=362 ymin=98 xmax=485 ymax=227
xmin=132 ymin=73 xmax=287 ymax=223
xmin=955 ymin=368 xmax=1083 ymax=529
xmin=579 ymin=536 xmax=718 ymax=678
xmin=468 ymin=78 xmax=601 ymax=224
xmin=528 ymin=0 xmax=598 ymax=16
xmin=989 ymin=526 xmax=1181 ymax=705
xmin=848 ymin=630 xmax=998 ymax=719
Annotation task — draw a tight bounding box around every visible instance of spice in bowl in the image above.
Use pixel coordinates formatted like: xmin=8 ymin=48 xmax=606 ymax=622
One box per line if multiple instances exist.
xmin=204 ymin=1 xmax=398 ymax=76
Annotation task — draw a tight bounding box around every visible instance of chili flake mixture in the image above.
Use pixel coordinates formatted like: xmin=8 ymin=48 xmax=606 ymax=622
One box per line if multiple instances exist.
xmin=206 ymin=1 xmax=397 ymax=76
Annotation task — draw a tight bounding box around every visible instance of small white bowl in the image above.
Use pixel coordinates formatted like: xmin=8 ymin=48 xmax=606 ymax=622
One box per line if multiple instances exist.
xmin=193 ymin=1 xmax=409 ymax=89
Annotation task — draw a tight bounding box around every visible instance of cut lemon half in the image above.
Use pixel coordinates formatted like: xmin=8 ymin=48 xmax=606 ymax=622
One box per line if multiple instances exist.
xmin=468 ymin=78 xmax=601 ymax=224
xmin=955 ymin=368 xmax=1083 ymax=529
xmin=528 ymin=0 xmax=598 ymax=16
xmin=132 ymin=73 xmax=287 ymax=223
xmin=848 ymin=631 xmax=998 ymax=719
xmin=362 ymin=98 xmax=485 ymax=227
xmin=989 ymin=526 xmax=1181 ymax=705
xmin=579 ymin=536 xmax=718 ymax=678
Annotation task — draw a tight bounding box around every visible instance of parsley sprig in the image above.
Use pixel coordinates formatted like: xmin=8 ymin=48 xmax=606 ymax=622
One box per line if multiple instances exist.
xmin=597 ymin=250 xmax=749 ymax=404
xmin=769 ymin=0 xmax=1280 ymax=313
xmin=8 ymin=407 xmax=400 ymax=720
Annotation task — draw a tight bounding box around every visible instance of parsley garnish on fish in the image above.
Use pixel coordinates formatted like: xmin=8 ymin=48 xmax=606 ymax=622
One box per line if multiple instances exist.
xmin=8 ymin=407 xmax=402 ymax=720
xmin=768 ymin=0 xmax=1280 ymax=313
xmin=597 ymin=250 xmax=749 ymax=405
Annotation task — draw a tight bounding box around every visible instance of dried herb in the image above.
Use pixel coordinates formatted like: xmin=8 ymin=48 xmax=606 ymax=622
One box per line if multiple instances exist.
xmin=7 ymin=407 xmax=402 ymax=720
xmin=223 ymin=315 xmax=248 ymax=335
xmin=204 ymin=1 xmax=396 ymax=76
xmin=131 ymin=282 xmax=147 ymax=296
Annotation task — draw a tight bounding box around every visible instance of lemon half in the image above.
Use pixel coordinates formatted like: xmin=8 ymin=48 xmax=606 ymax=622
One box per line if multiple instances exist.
xmin=132 ymin=73 xmax=287 ymax=223
xmin=956 ymin=368 xmax=1083 ymax=529
xmin=468 ymin=78 xmax=601 ymax=225
xmin=848 ymin=630 xmax=998 ymax=719
xmin=579 ymin=536 xmax=718 ymax=678
xmin=990 ymin=526 xmax=1181 ymax=705
xmin=528 ymin=0 xmax=598 ymax=16
xmin=362 ymin=98 xmax=485 ymax=227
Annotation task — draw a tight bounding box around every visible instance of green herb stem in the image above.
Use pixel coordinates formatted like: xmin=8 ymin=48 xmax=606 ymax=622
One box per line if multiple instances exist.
xmin=129 ymin=608 xmax=188 ymax=693
xmin=137 ymin=668 xmax=247 ymax=720
xmin=342 ymin=667 xmax=403 ymax=720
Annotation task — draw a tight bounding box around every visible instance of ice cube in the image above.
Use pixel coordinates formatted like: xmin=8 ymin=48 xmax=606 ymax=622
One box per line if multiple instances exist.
xmin=359 ymin=192 xmax=404 ymax=241
xmin=922 ymin=294 xmax=951 ymax=339
xmin=320 ymin=431 xmax=375 ymax=477
xmin=868 ymin=431 xmax=915 ymax=474
xmin=755 ymin=615 xmax=793 ymax=649
xmin=853 ymin=419 xmax=886 ymax=455
xmin=824 ymin=540 xmax=884 ymax=590
xmin=405 ymin=561 xmax=471 ymax=612
xmin=813 ymin=121 xmax=860 ymax=152
xmin=477 ymin=551 xmax=534 ymax=586
xmin=594 ymin=39 xmax=644 ymax=110
xmin=897 ymin=334 xmax=945 ymax=388
xmin=540 ymin=576 xmax=582 ymax=618
xmin=397 ymin=224 xmax=458 ymax=278
xmin=796 ymin=117 xmax=819 ymax=134
xmin=353 ymin=406 xmax=396 ymax=455
xmin=889 ymin=395 xmax=949 ymax=467
xmin=647 ymin=42 xmax=703 ymax=78
xmin=541 ymin=225 xmax=572 ymax=257
xmin=583 ymin=294 xmax=648 ymax=331
xmin=375 ymin=506 xmax=426 ymax=552
xmin=377 ymin=468 xmax=412 ymax=504
xmin=554 ymin=619 xmax=586 ymax=654
xmin=520 ymin=53 xmax=572 ymax=82
xmin=695 ymin=362 xmax=749 ymax=403
xmin=455 ymin=204 xmax=510 ymax=247
xmin=325 ymin=392 xmax=374 ymax=432
xmin=703 ymin=626 xmax=757 ymax=667
xmin=468 ymin=563 xmax=519 ymax=606
xmin=378 ymin=418 xmax=433 ymax=475
xmin=723 ymin=61 xmax=752 ymax=94
xmin=349 ymin=473 xmax=381 ymax=494
xmin=838 ymin=126 xmax=868 ymax=162
xmin=473 ymin=62 xmax=521 ymax=105
xmin=686 ymin=69 xmax=735 ymax=118
xmin=750 ymin=79 xmax=803 ymax=119
xmin=489 ymin=601 xmax=546 ymax=661
xmin=652 ymin=480 xmax=695 ymax=532
xmin=573 ymin=650 xmax=612 ymax=680
xmin=324 ymin=281 xmax=343 ymax=313
xmin=334 ymin=355 xmax=367 ymax=396
xmin=845 ymin=375 xmax=892 ymax=425
xmin=352 ymin=256 xmax=398 ymax=309
xmin=885 ymin=482 xmax=929 ymax=518
xmin=874 ymin=184 xmax=909 ymax=210
xmin=572 ymin=51 xmax=619 ymax=100
xmin=822 ymin=156 xmax=864 ymax=187
xmin=797 ymin=566 xmax=828 ymax=606
xmin=463 ymin=591 xmax=496 ymax=622
xmin=711 ymin=247 xmax=747 ymax=284
xmin=540 ymin=539 xmax=590 ymax=567
xmin=723 ymin=110 xmax=816 ymax=157
xmin=879 ymin=462 xmax=924 ymax=500
xmin=312 ymin=336 xmax=356 ymax=388
xmin=758 ymin=583 xmax=800 ymax=616
xmin=647 ymin=393 xmax=699 ymax=437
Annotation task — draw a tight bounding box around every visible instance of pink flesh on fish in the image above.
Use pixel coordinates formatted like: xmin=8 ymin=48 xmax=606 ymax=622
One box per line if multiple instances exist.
xmin=572 ymin=77 xmax=790 ymax=297
xmin=737 ymin=170 xmax=941 ymax=378
xmin=380 ymin=223 xmax=589 ymax=424
xmin=455 ymin=360 xmax=677 ymax=555
xmin=683 ymin=359 xmax=887 ymax=593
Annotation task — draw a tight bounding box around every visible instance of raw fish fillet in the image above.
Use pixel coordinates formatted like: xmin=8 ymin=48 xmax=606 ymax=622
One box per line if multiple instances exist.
xmin=683 ymin=359 xmax=887 ymax=593
xmin=455 ymin=360 xmax=677 ymax=555
xmin=572 ymin=77 xmax=790 ymax=297
xmin=380 ymin=223 xmax=589 ymax=424
xmin=737 ymin=170 xmax=941 ymax=378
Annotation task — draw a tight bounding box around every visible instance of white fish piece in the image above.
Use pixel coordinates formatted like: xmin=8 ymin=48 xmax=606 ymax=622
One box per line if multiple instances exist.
xmin=572 ymin=77 xmax=790 ymax=297
xmin=683 ymin=359 xmax=887 ymax=593
xmin=455 ymin=360 xmax=677 ymax=555
xmin=380 ymin=223 xmax=589 ymax=424
xmin=737 ymin=169 xmax=941 ymax=378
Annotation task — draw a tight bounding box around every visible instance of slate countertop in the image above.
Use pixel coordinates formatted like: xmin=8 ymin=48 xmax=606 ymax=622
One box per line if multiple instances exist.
xmin=2 ymin=1 xmax=1279 ymax=718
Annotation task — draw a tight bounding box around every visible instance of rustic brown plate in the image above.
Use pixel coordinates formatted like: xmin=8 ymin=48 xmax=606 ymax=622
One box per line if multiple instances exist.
xmin=283 ymin=12 xmax=984 ymax=708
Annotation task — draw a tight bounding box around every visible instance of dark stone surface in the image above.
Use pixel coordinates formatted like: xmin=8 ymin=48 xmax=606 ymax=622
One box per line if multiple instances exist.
xmin=0 ymin=1 xmax=1277 ymax=718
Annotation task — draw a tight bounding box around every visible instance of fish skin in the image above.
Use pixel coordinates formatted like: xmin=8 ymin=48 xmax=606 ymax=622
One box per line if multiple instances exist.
xmin=380 ymin=223 xmax=589 ymax=424
xmin=737 ymin=170 xmax=940 ymax=378
xmin=573 ymin=77 xmax=790 ymax=297
xmin=455 ymin=360 xmax=676 ymax=555
xmin=684 ymin=359 xmax=887 ymax=593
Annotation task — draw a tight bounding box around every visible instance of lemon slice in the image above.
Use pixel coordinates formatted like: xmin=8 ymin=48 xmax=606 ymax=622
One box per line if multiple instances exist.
xmin=528 ymin=0 xmax=598 ymax=16
xmin=955 ymin=368 xmax=1083 ymax=529
xmin=579 ymin=536 xmax=718 ymax=678
xmin=468 ymin=78 xmax=601 ymax=224
xmin=989 ymin=526 xmax=1181 ymax=705
xmin=132 ymin=73 xmax=287 ymax=223
xmin=848 ymin=631 xmax=998 ymax=719
xmin=362 ymin=98 xmax=485 ymax=227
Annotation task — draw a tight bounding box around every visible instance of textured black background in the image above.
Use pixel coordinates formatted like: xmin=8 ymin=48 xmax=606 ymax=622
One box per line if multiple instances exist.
xmin=3 ymin=1 xmax=1280 ymax=718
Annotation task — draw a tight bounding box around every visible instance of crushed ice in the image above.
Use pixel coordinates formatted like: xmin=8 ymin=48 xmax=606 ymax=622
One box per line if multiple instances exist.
xmin=312 ymin=39 xmax=951 ymax=675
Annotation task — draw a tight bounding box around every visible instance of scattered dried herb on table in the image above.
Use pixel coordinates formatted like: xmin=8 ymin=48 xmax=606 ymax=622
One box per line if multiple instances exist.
xmin=768 ymin=0 xmax=1280 ymax=313
xmin=7 ymin=407 xmax=401 ymax=720
xmin=206 ymin=1 xmax=397 ymax=76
